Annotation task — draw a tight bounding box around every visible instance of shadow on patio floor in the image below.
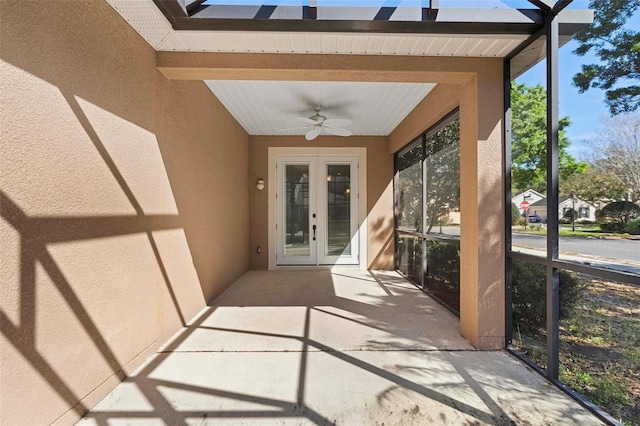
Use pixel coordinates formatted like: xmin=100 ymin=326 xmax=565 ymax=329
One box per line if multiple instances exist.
xmin=79 ymin=269 xmax=603 ymax=425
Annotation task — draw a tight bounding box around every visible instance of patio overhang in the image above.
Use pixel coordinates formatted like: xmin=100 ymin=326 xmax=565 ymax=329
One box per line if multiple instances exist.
xmin=151 ymin=0 xmax=590 ymax=36
xmin=110 ymin=1 xmax=593 ymax=66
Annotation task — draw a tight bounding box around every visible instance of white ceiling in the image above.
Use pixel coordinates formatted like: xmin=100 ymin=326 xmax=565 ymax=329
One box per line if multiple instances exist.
xmin=205 ymin=80 xmax=436 ymax=136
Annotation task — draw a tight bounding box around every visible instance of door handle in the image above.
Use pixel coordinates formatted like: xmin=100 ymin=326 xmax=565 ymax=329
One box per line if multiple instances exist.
xmin=312 ymin=224 xmax=317 ymax=241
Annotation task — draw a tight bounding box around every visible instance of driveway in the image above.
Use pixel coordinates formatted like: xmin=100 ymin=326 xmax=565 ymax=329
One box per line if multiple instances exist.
xmin=79 ymin=269 xmax=603 ymax=425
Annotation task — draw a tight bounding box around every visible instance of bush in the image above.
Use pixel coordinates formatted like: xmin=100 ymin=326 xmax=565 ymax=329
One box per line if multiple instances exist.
xmin=597 ymin=201 xmax=640 ymax=233
xmin=600 ymin=222 xmax=627 ymax=233
xmin=426 ymin=241 xmax=460 ymax=288
xmin=512 ymin=259 xmax=585 ymax=333
xmin=625 ymin=218 xmax=640 ymax=235
xmin=511 ymin=202 xmax=521 ymax=225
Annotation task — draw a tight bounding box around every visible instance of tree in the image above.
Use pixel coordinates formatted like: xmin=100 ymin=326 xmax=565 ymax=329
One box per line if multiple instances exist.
xmin=396 ymin=118 xmax=460 ymax=234
xmin=425 ymin=119 xmax=460 ymax=233
xmin=597 ymin=201 xmax=640 ymax=232
xmin=397 ymin=143 xmax=423 ymax=230
xmin=591 ymin=113 xmax=640 ymax=201
xmin=560 ymin=166 xmax=627 ymax=202
xmin=511 ymin=82 xmax=587 ymax=192
xmin=511 ymin=202 xmax=521 ymax=225
xmin=572 ymin=0 xmax=640 ymax=115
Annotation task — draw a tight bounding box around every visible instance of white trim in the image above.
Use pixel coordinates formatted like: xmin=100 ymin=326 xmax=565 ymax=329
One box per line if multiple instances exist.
xmin=268 ymin=147 xmax=367 ymax=270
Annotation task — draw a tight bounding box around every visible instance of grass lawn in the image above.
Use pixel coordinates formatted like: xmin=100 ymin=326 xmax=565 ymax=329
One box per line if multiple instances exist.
xmin=512 ymin=275 xmax=640 ymax=425
xmin=512 ymin=224 xmax=633 ymax=239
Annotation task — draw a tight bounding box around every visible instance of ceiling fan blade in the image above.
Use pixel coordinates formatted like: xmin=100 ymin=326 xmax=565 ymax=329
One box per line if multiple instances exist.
xmin=297 ymin=117 xmax=317 ymax=125
xmin=305 ymin=128 xmax=320 ymax=140
xmin=323 ymin=118 xmax=351 ymax=128
xmin=325 ymin=127 xmax=352 ymax=137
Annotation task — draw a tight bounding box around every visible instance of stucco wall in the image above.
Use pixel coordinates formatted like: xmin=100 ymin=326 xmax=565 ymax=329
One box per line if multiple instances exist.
xmin=389 ymin=83 xmax=461 ymax=154
xmin=249 ymin=136 xmax=394 ymax=270
xmin=157 ymin=79 xmax=250 ymax=306
xmin=0 ymin=1 xmax=250 ymax=424
xmin=388 ymin=61 xmax=506 ymax=349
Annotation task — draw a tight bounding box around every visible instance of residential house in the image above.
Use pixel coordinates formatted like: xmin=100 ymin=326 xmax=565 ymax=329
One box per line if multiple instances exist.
xmin=511 ymin=189 xmax=545 ymax=216
xmin=527 ymin=196 xmax=598 ymax=223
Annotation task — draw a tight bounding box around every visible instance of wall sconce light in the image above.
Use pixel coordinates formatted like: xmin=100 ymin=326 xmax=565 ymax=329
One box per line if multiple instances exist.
xmin=256 ymin=178 xmax=265 ymax=191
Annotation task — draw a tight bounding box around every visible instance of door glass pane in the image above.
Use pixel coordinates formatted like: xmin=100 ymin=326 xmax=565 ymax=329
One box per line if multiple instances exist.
xmin=326 ymin=164 xmax=351 ymax=256
xmin=285 ymin=164 xmax=310 ymax=256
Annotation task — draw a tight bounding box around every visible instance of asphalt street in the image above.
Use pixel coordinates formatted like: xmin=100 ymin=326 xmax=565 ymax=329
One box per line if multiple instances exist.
xmin=512 ymin=233 xmax=639 ymax=264
xmin=434 ymin=226 xmax=639 ymax=275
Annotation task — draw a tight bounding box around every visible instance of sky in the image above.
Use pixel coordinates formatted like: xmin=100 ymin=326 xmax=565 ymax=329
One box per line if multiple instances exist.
xmin=516 ymin=7 xmax=640 ymax=160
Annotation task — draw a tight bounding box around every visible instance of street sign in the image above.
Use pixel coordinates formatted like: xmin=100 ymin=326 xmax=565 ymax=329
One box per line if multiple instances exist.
xmin=520 ymin=200 xmax=530 ymax=210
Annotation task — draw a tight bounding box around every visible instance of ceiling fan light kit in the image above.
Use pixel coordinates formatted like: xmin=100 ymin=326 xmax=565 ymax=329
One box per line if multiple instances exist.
xmin=285 ymin=106 xmax=353 ymax=141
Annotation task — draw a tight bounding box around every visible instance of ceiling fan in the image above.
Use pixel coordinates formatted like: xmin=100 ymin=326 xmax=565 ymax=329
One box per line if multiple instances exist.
xmin=284 ymin=106 xmax=353 ymax=141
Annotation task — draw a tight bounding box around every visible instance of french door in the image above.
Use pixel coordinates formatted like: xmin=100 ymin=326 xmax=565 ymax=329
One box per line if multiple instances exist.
xmin=276 ymin=155 xmax=359 ymax=265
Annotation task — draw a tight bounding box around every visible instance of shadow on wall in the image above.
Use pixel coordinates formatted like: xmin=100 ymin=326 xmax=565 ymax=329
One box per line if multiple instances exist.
xmin=1 ymin=1 xmax=249 ymax=422
xmin=0 ymin=92 xmax=189 ymax=419
xmin=1 ymin=82 xmax=243 ymax=422
xmin=369 ymin=215 xmax=395 ymax=269
xmin=0 ymin=191 xmax=185 ymax=418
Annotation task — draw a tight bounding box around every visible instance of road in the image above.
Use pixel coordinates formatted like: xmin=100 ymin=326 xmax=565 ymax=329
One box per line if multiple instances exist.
xmin=512 ymin=233 xmax=639 ymax=264
xmin=434 ymin=225 xmax=639 ymax=275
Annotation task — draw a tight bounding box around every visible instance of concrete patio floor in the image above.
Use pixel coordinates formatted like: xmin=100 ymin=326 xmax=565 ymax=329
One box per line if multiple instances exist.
xmin=79 ymin=269 xmax=603 ymax=425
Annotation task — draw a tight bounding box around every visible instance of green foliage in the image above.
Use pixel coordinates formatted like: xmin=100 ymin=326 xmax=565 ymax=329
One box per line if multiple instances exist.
xmin=561 ymin=370 xmax=629 ymax=413
xmin=425 ymin=119 xmax=460 ymax=233
xmin=397 ymin=143 xmax=423 ymax=230
xmin=560 ymin=166 xmax=627 ymax=203
xmin=561 ymin=368 xmax=595 ymax=389
xmin=397 ymin=118 xmax=460 ymax=233
xmin=624 ymin=218 xmax=640 ymax=234
xmin=511 ymin=260 xmax=585 ymax=333
xmin=595 ymin=379 xmax=630 ymax=409
xmin=573 ymin=0 xmax=640 ymax=114
xmin=426 ymin=241 xmax=460 ymax=288
xmin=511 ymin=82 xmax=585 ymax=191
xmin=425 ymin=241 xmax=461 ymax=312
xmin=511 ymin=202 xmax=521 ymax=224
xmin=597 ymin=201 xmax=640 ymax=233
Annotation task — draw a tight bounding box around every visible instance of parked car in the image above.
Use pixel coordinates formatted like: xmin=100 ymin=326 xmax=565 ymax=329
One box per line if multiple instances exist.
xmin=528 ymin=214 xmax=542 ymax=223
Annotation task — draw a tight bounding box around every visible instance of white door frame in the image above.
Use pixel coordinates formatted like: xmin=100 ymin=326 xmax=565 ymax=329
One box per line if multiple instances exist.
xmin=268 ymin=147 xmax=367 ymax=270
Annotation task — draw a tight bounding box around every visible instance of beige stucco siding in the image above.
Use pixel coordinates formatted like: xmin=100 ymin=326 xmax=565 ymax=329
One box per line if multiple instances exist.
xmin=389 ymin=64 xmax=506 ymax=349
xmin=157 ymin=78 xmax=250 ymax=305
xmin=0 ymin=1 xmax=250 ymax=424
